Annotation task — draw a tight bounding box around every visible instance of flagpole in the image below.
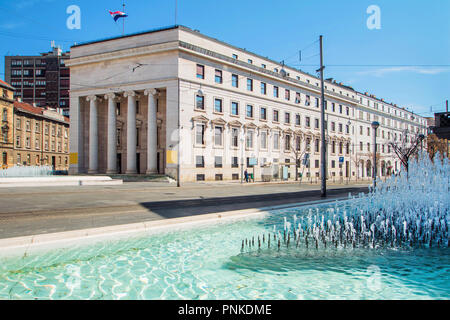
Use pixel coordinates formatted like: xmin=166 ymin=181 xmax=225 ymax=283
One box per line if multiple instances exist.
xmin=122 ymin=0 xmax=125 ymax=36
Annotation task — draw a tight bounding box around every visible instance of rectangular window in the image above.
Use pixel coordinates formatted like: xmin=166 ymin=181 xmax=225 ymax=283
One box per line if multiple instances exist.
xmin=231 ymin=128 xmax=239 ymax=147
xmin=305 ymin=95 xmax=311 ymax=106
xmin=315 ymin=118 xmax=319 ymax=129
xmin=273 ymin=86 xmax=279 ymax=98
xmin=196 ymin=156 xmax=205 ymax=168
xmin=295 ymin=92 xmax=301 ymax=104
xmin=273 ymin=110 xmax=279 ymax=122
xmin=285 ymin=112 xmax=290 ymax=124
xmin=260 ymin=107 xmax=267 ymax=120
xmin=196 ymin=95 xmax=205 ymax=110
xmin=196 ymin=124 xmax=205 ymax=145
xmin=285 ymin=135 xmax=291 ymax=151
xmin=231 ymin=102 xmax=239 ymax=115
xmin=331 ymin=122 xmax=336 ymax=132
xmin=246 ymin=130 xmax=254 ymax=149
xmin=232 ymin=54 xmax=238 ymax=59
xmin=247 ymin=79 xmax=253 ymax=91
xmin=332 ymin=103 xmax=336 ymax=112
xmin=339 ymin=105 xmax=343 ymax=114
xmin=231 ymin=74 xmax=239 ymax=88
xmin=261 ymin=131 xmax=267 ymax=149
xmin=296 ymin=114 xmax=301 ymax=126
xmin=116 ymin=103 xmax=121 ymax=115
xmin=246 ymin=105 xmax=253 ymax=118
xmin=214 ymin=98 xmax=223 ymax=113
xmin=305 ymin=117 xmax=311 ymax=127
xmin=215 ymin=156 xmax=222 ymax=168
xmin=232 ymin=157 xmax=239 ymax=168
xmin=338 ymin=123 xmax=343 ymax=133
xmin=215 ymin=69 xmax=223 ymax=84
xmin=273 ymin=132 xmax=279 ymax=150
xmin=196 ymin=64 xmax=205 ymax=79
xmin=261 ymin=82 xmax=267 ymax=95
xmin=315 ymin=97 xmax=319 ymax=108
xmin=214 ymin=126 xmax=223 ymax=146
xmin=315 ymin=139 xmax=320 ymax=153
xmin=285 ymin=89 xmax=290 ymax=101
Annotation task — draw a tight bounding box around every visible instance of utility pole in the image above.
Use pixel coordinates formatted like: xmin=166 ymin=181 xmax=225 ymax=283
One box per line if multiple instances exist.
xmin=318 ymin=35 xmax=327 ymax=197
xmin=446 ymin=100 xmax=448 ymax=112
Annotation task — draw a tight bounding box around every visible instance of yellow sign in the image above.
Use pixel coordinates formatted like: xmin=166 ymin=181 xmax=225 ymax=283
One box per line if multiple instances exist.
xmin=166 ymin=150 xmax=178 ymax=164
xmin=69 ymin=153 xmax=78 ymax=165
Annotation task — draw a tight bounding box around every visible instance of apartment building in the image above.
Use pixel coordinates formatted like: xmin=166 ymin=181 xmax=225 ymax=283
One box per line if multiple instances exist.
xmin=5 ymin=44 xmax=70 ymax=115
xmin=67 ymin=25 xmax=427 ymax=182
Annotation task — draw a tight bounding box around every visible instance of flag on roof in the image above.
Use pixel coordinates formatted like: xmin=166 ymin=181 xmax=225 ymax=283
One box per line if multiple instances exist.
xmin=109 ymin=10 xmax=128 ymax=22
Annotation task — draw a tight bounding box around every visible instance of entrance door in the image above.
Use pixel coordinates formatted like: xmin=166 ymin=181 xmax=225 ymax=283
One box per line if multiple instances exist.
xmin=117 ymin=154 xmax=122 ymax=174
xmin=157 ymin=152 xmax=160 ymax=174
xmin=52 ymin=156 xmax=56 ymax=170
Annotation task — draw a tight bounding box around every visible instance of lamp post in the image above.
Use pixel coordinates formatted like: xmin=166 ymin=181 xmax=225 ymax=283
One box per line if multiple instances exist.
xmin=371 ymin=121 xmax=380 ymax=188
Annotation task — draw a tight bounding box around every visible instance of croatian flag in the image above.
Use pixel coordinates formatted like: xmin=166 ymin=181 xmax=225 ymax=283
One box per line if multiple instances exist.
xmin=109 ymin=10 xmax=128 ymax=22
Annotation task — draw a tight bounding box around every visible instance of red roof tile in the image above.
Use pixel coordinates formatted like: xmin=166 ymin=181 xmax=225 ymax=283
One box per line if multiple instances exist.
xmin=0 ymin=79 xmax=14 ymax=90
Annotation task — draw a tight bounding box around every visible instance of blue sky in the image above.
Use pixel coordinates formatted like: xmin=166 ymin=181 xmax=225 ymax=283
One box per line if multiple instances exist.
xmin=0 ymin=0 xmax=448 ymax=116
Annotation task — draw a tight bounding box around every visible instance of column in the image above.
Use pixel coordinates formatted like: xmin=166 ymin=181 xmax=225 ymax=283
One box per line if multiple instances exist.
xmin=125 ymin=91 xmax=137 ymax=174
xmin=86 ymin=95 xmax=98 ymax=174
xmin=69 ymin=96 xmax=82 ymax=174
xmin=105 ymin=93 xmax=117 ymax=174
xmin=144 ymin=89 xmax=158 ymax=174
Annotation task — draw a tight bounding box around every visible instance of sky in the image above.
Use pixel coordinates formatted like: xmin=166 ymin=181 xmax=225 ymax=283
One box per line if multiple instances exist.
xmin=0 ymin=0 xmax=449 ymax=117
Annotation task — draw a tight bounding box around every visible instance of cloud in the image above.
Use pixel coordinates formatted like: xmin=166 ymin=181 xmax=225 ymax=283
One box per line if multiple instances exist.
xmin=357 ymin=66 xmax=450 ymax=77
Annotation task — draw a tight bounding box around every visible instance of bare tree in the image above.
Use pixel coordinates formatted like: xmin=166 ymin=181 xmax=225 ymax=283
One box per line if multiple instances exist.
xmin=289 ymin=135 xmax=308 ymax=181
xmin=388 ymin=130 xmax=425 ymax=175
xmin=351 ymin=151 xmax=363 ymax=181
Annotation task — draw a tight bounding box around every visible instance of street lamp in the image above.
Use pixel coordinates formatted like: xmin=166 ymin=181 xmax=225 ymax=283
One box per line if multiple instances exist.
xmin=371 ymin=121 xmax=380 ymax=188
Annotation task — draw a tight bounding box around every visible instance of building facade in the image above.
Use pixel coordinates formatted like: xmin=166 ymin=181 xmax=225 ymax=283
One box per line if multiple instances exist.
xmin=5 ymin=45 xmax=70 ymax=115
xmin=0 ymin=80 xmax=15 ymax=169
xmin=68 ymin=26 xmax=427 ymax=182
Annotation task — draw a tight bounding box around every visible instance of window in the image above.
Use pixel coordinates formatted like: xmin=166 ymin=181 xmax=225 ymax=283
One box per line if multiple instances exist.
xmin=285 ymin=112 xmax=290 ymax=124
xmin=35 ymin=138 xmax=39 ymax=149
xmin=295 ymin=136 xmax=301 ymax=151
xmin=214 ymin=126 xmax=223 ymax=146
xmin=261 ymin=131 xmax=267 ymax=149
xmin=305 ymin=95 xmax=311 ymax=106
xmin=247 ymin=79 xmax=253 ymax=91
xmin=116 ymin=103 xmax=121 ymax=115
xmin=196 ymin=156 xmax=205 ymax=168
xmin=285 ymin=89 xmax=290 ymax=101
xmin=246 ymin=105 xmax=253 ymax=118
xmin=26 ymin=121 xmax=31 ymax=132
xmin=367 ymin=127 xmax=370 ymax=136
xmin=214 ymin=98 xmax=223 ymax=113
xmin=196 ymin=95 xmax=205 ymax=110
xmin=231 ymin=102 xmax=239 ymax=116
xmin=136 ymin=128 xmax=140 ymax=147
xmin=339 ymin=142 xmax=343 ymax=154
xmin=215 ymin=156 xmax=222 ymax=168
xmin=260 ymin=107 xmax=267 ymax=120
xmin=331 ymin=122 xmax=336 ymax=132
xmin=16 ymin=136 xmax=21 ymax=147
xmin=232 ymin=54 xmax=238 ymax=59
xmin=331 ymin=160 xmax=336 ymax=168
xmin=332 ymin=141 xmax=336 ymax=154
xmin=232 ymin=157 xmax=239 ymax=168
xmin=273 ymin=86 xmax=279 ymax=98
xmin=315 ymin=139 xmax=320 ymax=152
xmin=305 ymin=117 xmax=311 ymax=127
xmin=2 ymin=109 xmax=7 ymax=121
xmin=285 ymin=135 xmax=291 ymax=151
xmin=261 ymin=82 xmax=267 ymax=95
xmin=315 ymin=97 xmax=319 ymax=108
xmin=273 ymin=132 xmax=280 ymax=150
xmin=231 ymin=128 xmax=239 ymax=147
xmin=196 ymin=64 xmax=205 ymax=79
xmin=339 ymin=105 xmax=343 ymax=114
xmin=332 ymin=103 xmax=336 ymax=112
xmin=346 ymin=106 xmax=350 ymax=116
xmin=196 ymin=124 xmax=205 ymax=145
xmin=35 ymin=122 xmax=40 ymax=132
xmin=215 ymin=69 xmax=222 ymax=84
xmin=273 ymin=110 xmax=279 ymax=122
xmin=346 ymin=124 xmax=350 ymax=134
xmin=315 ymin=118 xmax=319 ymax=129
xmin=261 ymin=64 xmax=266 ymax=69
xmin=295 ymin=92 xmax=301 ymax=104
xmin=295 ymin=114 xmax=301 ymax=126
xmin=338 ymin=123 xmax=343 ymax=133
xmin=246 ymin=130 xmax=254 ymax=149
xmin=248 ymin=59 xmax=253 ymax=64
xmin=232 ymin=74 xmax=239 ymax=88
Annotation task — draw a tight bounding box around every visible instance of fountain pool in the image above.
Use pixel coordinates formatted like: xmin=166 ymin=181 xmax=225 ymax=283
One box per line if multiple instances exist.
xmin=0 ymin=154 xmax=448 ymax=299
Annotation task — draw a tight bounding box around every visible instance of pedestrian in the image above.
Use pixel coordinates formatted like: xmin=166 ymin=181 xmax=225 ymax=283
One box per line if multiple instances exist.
xmin=244 ymin=169 xmax=249 ymax=183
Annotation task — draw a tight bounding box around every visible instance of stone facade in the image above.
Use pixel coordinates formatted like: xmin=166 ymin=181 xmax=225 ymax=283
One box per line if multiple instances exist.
xmin=68 ymin=26 xmax=428 ymax=182
xmin=0 ymin=80 xmax=15 ymax=169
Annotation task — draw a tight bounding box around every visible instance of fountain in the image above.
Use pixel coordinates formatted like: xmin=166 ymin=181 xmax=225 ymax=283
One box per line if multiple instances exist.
xmin=0 ymin=165 xmax=54 ymax=178
xmin=240 ymin=152 xmax=450 ymax=253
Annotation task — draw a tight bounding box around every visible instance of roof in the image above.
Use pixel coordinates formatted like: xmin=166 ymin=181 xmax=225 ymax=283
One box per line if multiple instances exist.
xmin=13 ymin=101 xmax=69 ymax=124
xmin=0 ymin=79 xmax=15 ymax=90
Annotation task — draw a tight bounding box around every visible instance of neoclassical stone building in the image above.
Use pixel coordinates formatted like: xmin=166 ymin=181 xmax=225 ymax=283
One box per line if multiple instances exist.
xmin=68 ymin=25 xmax=427 ymax=182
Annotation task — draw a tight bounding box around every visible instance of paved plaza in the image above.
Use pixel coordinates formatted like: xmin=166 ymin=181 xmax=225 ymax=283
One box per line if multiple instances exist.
xmin=0 ymin=180 xmax=369 ymax=239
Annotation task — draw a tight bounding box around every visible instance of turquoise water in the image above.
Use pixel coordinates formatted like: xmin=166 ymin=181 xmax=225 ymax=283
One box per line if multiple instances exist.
xmin=0 ymin=203 xmax=449 ymax=300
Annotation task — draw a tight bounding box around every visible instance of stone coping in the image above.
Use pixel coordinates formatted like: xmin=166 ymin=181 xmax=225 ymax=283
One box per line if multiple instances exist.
xmin=0 ymin=197 xmax=347 ymax=258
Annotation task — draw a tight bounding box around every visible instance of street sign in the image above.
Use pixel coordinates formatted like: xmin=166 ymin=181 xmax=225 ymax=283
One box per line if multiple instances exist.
xmin=339 ymin=157 xmax=344 ymax=163
xmin=249 ymin=158 xmax=258 ymax=166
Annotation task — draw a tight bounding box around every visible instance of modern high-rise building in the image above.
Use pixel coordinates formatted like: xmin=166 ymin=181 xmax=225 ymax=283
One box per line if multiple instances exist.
xmin=4 ymin=44 xmax=70 ymax=116
xmin=67 ymin=25 xmax=428 ymax=182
